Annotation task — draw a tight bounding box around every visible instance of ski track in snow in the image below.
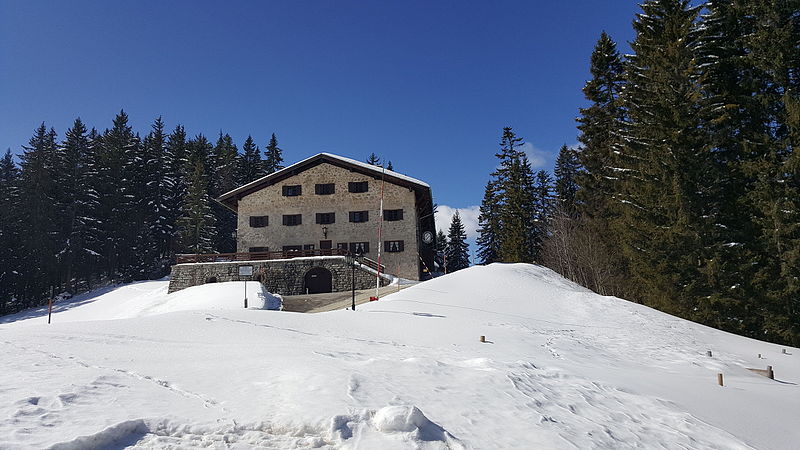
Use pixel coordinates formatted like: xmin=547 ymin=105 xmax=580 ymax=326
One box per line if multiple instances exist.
xmin=0 ymin=264 xmax=794 ymax=449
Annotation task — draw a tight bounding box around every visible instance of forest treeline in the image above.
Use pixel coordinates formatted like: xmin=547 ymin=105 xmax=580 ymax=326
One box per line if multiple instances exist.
xmin=476 ymin=0 xmax=799 ymax=346
xmin=0 ymin=112 xmax=284 ymax=313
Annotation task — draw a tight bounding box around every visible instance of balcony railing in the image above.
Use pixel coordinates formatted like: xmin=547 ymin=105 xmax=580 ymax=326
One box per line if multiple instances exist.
xmin=175 ymin=248 xmax=386 ymax=272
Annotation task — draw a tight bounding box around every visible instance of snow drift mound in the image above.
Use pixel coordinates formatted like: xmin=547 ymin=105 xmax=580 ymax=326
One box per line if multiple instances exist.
xmin=1 ymin=280 xmax=281 ymax=327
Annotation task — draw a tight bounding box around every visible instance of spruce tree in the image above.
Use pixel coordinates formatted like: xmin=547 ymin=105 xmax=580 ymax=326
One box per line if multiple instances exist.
xmin=18 ymin=124 xmax=59 ymax=300
xmin=238 ymin=135 xmax=263 ymax=184
xmin=53 ymin=118 xmax=101 ymax=289
xmin=554 ymin=145 xmax=580 ymax=217
xmin=96 ymin=111 xmax=141 ymax=279
xmin=263 ymin=133 xmax=284 ymax=174
xmin=366 ymin=153 xmax=381 ymax=166
xmin=178 ymin=160 xmax=216 ymax=253
xmin=618 ymin=0 xmax=707 ymax=315
xmin=495 ymin=128 xmax=536 ymax=263
xmin=386 ymin=161 xmax=394 ymax=171
xmin=575 ymin=32 xmax=626 ymax=219
xmin=445 ymin=211 xmax=470 ymax=272
xmin=476 ymin=180 xmax=501 ymax=264
xmin=0 ymin=150 xmax=21 ymax=312
xmin=531 ymin=170 xmax=554 ymax=262
xmin=165 ymin=125 xmax=188 ymax=254
xmin=211 ymin=132 xmax=239 ymax=253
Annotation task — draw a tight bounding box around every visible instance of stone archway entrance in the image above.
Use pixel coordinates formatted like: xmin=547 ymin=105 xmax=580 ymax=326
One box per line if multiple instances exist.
xmin=304 ymin=267 xmax=332 ymax=294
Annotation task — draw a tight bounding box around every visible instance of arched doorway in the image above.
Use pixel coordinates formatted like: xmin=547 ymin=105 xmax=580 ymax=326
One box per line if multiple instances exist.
xmin=304 ymin=267 xmax=332 ymax=294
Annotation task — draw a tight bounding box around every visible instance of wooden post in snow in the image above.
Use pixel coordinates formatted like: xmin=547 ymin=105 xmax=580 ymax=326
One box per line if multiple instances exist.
xmin=717 ymin=373 xmax=724 ymax=386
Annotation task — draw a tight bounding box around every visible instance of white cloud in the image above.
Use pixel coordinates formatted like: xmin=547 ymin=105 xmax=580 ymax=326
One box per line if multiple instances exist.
xmin=435 ymin=205 xmax=481 ymax=240
xmin=519 ymin=142 xmax=551 ymax=169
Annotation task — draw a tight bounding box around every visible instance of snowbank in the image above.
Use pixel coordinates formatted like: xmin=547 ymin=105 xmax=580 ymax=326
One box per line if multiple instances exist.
xmin=0 ymin=264 xmax=797 ymax=449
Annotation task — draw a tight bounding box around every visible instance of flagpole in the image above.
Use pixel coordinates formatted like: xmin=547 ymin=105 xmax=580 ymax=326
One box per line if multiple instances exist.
xmin=376 ymin=164 xmax=385 ymax=299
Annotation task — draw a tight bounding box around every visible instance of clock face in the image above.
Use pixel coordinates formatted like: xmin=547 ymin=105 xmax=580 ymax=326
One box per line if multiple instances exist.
xmin=422 ymin=231 xmax=434 ymax=244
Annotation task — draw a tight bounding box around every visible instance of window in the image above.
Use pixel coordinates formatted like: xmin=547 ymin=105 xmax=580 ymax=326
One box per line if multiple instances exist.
xmin=320 ymin=240 xmax=332 ymax=250
xmin=303 ymin=244 xmax=315 ymax=250
xmin=282 ymin=185 xmax=302 ymax=196
xmin=316 ymin=212 xmax=335 ymax=224
xmin=315 ymin=183 xmax=335 ymax=195
xmin=249 ymin=216 xmax=268 ymax=227
xmin=248 ymin=246 xmax=269 ymax=253
xmin=384 ymin=240 xmax=404 ymax=252
xmin=384 ymin=209 xmax=403 ymax=221
xmin=348 ymin=181 xmax=369 ymax=193
xmin=350 ymin=242 xmax=370 ymax=254
xmin=283 ymin=245 xmax=302 ymax=252
xmin=349 ymin=211 xmax=369 ymax=223
xmin=282 ymin=214 xmax=302 ymax=226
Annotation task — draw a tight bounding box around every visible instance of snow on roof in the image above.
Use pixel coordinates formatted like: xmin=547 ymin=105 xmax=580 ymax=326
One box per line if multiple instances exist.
xmin=219 ymin=152 xmax=429 ymax=202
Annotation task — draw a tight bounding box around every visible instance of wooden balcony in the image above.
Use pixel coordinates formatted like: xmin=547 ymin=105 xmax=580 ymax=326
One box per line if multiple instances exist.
xmin=175 ymin=248 xmax=386 ymax=272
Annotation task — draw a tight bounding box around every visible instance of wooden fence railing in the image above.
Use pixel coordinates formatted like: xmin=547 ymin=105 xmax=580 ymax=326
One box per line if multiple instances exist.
xmin=175 ymin=248 xmax=386 ymax=272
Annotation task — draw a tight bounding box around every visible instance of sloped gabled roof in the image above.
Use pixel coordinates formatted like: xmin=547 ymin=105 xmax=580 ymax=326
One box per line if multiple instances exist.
xmin=217 ymin=152 xmax=431 ymax=212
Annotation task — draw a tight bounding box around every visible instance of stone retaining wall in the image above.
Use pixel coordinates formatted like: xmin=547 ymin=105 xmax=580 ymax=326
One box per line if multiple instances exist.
xmin=168 ymin=256 xmax=387 ymax=295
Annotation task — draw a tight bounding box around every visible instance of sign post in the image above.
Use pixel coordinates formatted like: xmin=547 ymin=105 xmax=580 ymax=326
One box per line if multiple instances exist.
xmin=239 ymin=265 xmax=254 ymax=308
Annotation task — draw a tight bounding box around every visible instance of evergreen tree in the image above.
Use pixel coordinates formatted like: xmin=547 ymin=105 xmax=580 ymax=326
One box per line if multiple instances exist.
xmin=263 ymin=133 xmax=284 ymax=174
xmin=0 ymin=150 xmax=21 ymax=312
xmin=575 ymin=31 xmax=626 ymax=219
xmin=496 ymin=129 xmax=536 ymax=263
xmin=435 ymin=229 xmax=448 ymax=254
xmin=366 ymin=153 xmax=381 ymax=166
xmin=618 ymin=0 xmax=707 ymax=315
xmin=178 ymin=160 xmax=216 ymax=253
xmin=445 ymin=211 xmax=470 ymax=272
xmin=238 ymin=135 xmax=263 ymax=184
xmin=476 ymin=180 xmax=501 ymax=264
xmin=165 ymin=125 xmax=188 ymax=254
xmin=96 ymin=111 xmax=141 ymax=279
xmin=17 ymin=124 xmax=59 ymax=300
xmin=386 ymin=161 xmax=394 ymax=171
xmin=531 ymin=170 xmax=554 ymax=262
xmin=54 ymin=118 xmax=101 ymax=289
xmin=140 ymin=117 xmax=172 ymax=261
xmin=211 ymin=132 xmax=239 ymax=253
xmin=736 ymin=0 xmax=800 ymax=344
xmin=554 ymin=144 xmax=580 ymax=217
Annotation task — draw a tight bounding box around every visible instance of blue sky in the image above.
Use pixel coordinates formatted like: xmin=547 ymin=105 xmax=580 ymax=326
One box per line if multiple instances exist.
xmin=1 ymin=1 xmax=641 ymax=241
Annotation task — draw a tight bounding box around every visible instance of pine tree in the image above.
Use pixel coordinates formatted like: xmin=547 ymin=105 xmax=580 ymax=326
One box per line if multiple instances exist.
xmin=575 ymin=32 xmax=626 ymax=219
xmin=165 ymin=125 xmax=188 ymax=254
xmin=53 ymin=118 xmax=101 ymax=290
xmin=531 ymin=170 xmax=554 ymax=262
xmin=366 ymin=153 xmax=381 ymax=166
xmin=238 ymin=135 xmax=263 ymax=184
xmin=17 ymin=124 xmax=59 ymax=300
xmin=554 ymin=145 xmax=580 ymax=217
xmin=178 ymin=160 xmax=216 ymax=253
xmin=476 ymin=180 xmax=501 ymax=264
xmin=140 ymin=117 xmax=172 ymax=262
xmin=736 ymin=0 xmax=800 ymax=344
xmin=496 ymin=128 xmax=536 ymax=263
xmin=96 ymin=111 xmax=141 ymax=279
xmin=263 ymin=133 xmax=284 ymax=174
xmin=445 ymin=211 xmax=470 ymax=272
xmin=386 ymin=161 xmax=394 ymax=171
xmin=618 ymin=0 xmax=707 ymax=315
xmin=0 ymin=150 xmax=21 ymax=312
xmin=211 ymin=132 xmax=239 ymax=253
xmin=435 ymin=229 xmax=448 ymax=254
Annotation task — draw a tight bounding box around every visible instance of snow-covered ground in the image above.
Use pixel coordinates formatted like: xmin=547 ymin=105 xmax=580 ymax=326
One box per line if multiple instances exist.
xmin=0 ymin=264 xmax=797 ymax=449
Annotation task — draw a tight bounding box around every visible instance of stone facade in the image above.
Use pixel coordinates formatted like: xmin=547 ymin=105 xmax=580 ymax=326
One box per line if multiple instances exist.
xmin=168 ymin=256 xmax=386 ymax=295
xmin=236 ymin=162 xmax=421 ymax=280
